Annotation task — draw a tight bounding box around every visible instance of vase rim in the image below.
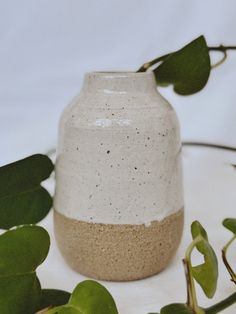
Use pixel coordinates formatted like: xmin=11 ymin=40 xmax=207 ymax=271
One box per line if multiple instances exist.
xmin=86 ymin=71 xmax=154 ymax=77
xmin=82 ymin=71 xmax=157 ymax=94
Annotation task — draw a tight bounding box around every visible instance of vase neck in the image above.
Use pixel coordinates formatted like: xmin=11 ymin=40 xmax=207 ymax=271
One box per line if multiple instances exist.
xmin=81 ymin=72 xmax=157 ymax=95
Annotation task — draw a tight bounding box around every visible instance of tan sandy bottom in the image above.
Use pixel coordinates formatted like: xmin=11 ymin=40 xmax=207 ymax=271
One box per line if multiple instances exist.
xmin=54 ymin=209 xmax=184 ymax=281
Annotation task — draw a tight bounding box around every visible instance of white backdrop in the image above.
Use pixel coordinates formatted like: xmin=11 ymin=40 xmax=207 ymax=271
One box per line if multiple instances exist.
xmin=1 ymin=0 xmax=236 ymax=165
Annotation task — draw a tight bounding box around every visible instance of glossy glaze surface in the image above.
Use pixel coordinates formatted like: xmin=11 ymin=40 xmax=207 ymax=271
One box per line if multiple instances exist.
xmin=54 ymin=72 xmax=183 ymax=225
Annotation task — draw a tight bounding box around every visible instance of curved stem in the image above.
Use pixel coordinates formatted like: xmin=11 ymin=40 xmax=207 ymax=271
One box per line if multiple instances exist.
xmin=184 ymin=236 xmax=204 ymax=314
xmin=204 ymin=292 xmax=236 ymax=314
xmin=222 ymin=235 xmax=236 ymax=284
xmin=182 ymin=141 xmax=236 ymax=152
xmin=211 ymin=50 xmax=227 ymax=69
xmin=137 ymin=53 xmax=171 ymax=72
xmin=137 ymin=45 xmax=236 ymax=73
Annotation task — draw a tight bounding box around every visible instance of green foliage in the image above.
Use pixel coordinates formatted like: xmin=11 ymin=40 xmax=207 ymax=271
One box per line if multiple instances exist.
xmin=0 ymin=225 xmax=50 ymax=314
xmin=160 ymin=303 xmax=194 ymax=314
xmin=223 ymin=218 xmax=236 ymax=234
xmin=0 ymin=154 xmax=54 ymax=229
xmin=154 ymin=36 xmax=211 ymax=95
xmin=191 ymin=221 xmax=218 ymax=298
xmin=40 ymin=289 xmax=71 ymax=309
xmin=45 ymin=280 xmax=119 ymax=314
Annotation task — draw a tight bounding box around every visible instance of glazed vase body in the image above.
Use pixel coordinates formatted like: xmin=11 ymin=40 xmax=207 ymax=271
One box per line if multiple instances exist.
xmin=54 ymin=72 xmax=184 ymax=281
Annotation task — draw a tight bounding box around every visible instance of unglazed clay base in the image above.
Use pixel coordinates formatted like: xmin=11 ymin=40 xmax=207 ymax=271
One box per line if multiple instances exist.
xmin=54 ymin=208 xmax=184 ymax=281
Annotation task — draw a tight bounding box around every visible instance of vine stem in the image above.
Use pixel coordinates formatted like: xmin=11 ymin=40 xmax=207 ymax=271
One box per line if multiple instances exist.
xmin=35 ymin=306 xmax=52 ymax=314
xmin=204 ymin=292 xmax=236 ymax=314
xmin=182 ymin=142 xmax=236 ymax=152
xmin=183 ymin=236 xmax=236 ymax=314
xmin=137 ymin=45 xmax=236 ymax=72
xmin=208 ymin=45 xmax=236 ymax=52
xmin=184 ymin=235 xmax=204 ymax=314
xmin=137 ymin=53 xmax=171 ymax=72
xmin=222 ymin=235 xmax=236 ymax=284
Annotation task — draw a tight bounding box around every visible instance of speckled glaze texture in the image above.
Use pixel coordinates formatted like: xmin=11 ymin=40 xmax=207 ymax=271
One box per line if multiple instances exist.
xmin=54 ymin=72 xmax=184 ymax=280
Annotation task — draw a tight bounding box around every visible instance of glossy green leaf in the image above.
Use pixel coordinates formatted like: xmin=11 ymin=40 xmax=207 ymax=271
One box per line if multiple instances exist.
xmin=160 ymin=303 xmax=194 ymax=314
xmin=191 ymin=221 xmax=218 ymax=298
xmin=223 ymin=218 xmax=236 ymax=234
xmin=69 ymin=280 xmax=118 ymax=314
xmin=0 ymin=154 xmax=54 ymax=229
xmin=45 ymin=280 xmax=118 ymax=314
xmin=0 ymin=225 xmax=50 ymax=314
xmin=40 ymin=289 xmax=71 ymax=309
xmin=154 ymin=36 xmax=211 ymax=95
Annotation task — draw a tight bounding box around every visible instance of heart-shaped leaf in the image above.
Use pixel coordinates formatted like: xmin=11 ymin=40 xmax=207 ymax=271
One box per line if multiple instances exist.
xmin=191 ymin=221 xmax=218 ymax=298
xmin=154 ymin=36 xmax=211 ymax=95
xmin=0 ymin=154 xmax=54 ymax=229
xmin=45 ymin=280 xmax=118 ymax=314
xmin=0 ymin=225 xmax=50 ymax=314
xmin=160 ymin=303 xmax=194 ymax=314
xmin=69 ymin=280 xmax=118 ymax=314
xmin=223 ymin=218 xmax=236 ymax=234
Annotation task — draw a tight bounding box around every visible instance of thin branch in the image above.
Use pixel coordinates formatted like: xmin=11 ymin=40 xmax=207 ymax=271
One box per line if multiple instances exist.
xmin=137 ymin=45 xmax=236 ymax=73
xmin=137 ymin=53 xmax=171 ymax=72
xmin=211 ymin=50 xmax=227 ymax=69
xmin=204 ymin=292 xmax=236 ymax=314
xmin=208 ymin=46 xmax=236 ymax=52
xmin=183 ymin=258 xmax=192 ymax=307
xmin=222 ymin=235 xmax=236 ymax=284
xmin=184 ymin=236 xmax=204 ymax=313
xmin=182 ymin=141 xmax=236 ymax=152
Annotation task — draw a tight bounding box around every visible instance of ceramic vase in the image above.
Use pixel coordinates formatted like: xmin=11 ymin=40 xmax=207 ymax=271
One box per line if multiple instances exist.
xmin=54 ymin=72 xmax=184 ymax=281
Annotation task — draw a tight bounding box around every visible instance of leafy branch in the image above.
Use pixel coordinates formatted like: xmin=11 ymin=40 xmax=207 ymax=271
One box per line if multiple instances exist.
xmin=137 ymin=36 xmax=236 ymax=95
xmin=1 ymin=155 xmax=236 ymax=313
xmin=222 ymin=218 xmax=236 ymax=284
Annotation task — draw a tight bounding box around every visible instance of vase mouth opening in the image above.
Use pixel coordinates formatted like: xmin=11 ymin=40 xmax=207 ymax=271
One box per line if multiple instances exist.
xmin=87 ymin=71 xmax=153 ymax=78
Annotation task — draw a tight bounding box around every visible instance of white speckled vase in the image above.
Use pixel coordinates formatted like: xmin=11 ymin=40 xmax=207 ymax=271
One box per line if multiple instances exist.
xmin=54 ymin=72 xmax=184 ymax=281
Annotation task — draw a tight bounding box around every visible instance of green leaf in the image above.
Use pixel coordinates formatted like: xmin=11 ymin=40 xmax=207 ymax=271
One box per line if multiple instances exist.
xmin=191 ymin=221 xmax=218 ymax=298
xmin=0 ymin=225 xmax=50 ymax=314
xmin=160 ymin=303 xmax=194 ymax=314
xmin=191 ymin=220 xmax=208 ymax=253
xmin=154 ymin=35 xmax=211 ymax=95
xmin=223 ymin=218 xmax=236 ymax=234
xmin=0 ymin=154 xmax=54 ymax=229
xmin=69 ymin=280 xmax=118 ymax=314
xmin=45 ymin=280 xmax=118 ymax=314
xmin=40 ymin=289 xmax=71 ymax=309
xmin=0 ymin=273 xmax=41 ymax=314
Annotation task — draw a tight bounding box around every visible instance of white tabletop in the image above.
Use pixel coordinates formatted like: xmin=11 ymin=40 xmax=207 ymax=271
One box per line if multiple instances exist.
xmin=35 ymin=146 xmax=236 ymax=314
